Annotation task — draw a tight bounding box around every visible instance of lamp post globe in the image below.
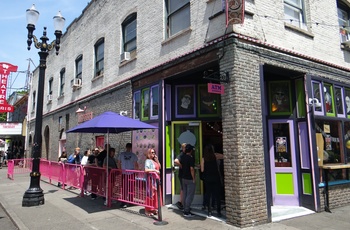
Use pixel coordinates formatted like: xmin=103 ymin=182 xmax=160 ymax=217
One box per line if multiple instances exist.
xmin=22 ymin=4 xmax=65 ymax=207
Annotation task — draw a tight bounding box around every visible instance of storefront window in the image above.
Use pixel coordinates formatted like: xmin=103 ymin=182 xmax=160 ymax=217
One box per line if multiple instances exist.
xmin=334 ymin=86 xmax=345 ymax=117
xmin=311 ymin=81 xmax=324 ymax=115
xmin=324 ymin=83 xmax=335 ymax=117
xmin=316 ymin=119 xmax=348 ymax=182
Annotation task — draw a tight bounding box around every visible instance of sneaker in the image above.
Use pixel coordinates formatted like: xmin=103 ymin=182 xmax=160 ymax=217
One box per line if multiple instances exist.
xmin=175 ymin=201 xmax=183 ymax=210
xmin=183 ymin=212 xmax=195 ymax=218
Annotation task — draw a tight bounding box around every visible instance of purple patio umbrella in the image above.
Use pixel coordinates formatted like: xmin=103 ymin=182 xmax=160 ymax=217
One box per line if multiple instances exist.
xmin=67 ymin=111 xmax=158 ymax=203
xmin=67 ymin=111 xmax=157 ymax=134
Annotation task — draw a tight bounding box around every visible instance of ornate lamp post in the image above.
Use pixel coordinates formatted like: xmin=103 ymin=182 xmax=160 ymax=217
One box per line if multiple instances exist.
xmin=22 ymin=4 xmax=65 ymax=207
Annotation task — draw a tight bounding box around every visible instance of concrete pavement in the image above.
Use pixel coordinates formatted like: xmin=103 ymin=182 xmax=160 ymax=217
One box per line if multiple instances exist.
xmin=1 ymin=169 xmax=350 ymax=230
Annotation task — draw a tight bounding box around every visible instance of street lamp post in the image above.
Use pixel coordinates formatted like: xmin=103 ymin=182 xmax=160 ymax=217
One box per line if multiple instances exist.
xmin=22 ymin=4 xmax=65 ymax=207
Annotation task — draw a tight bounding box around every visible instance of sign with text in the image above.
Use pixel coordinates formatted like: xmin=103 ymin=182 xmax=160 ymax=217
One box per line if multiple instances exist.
xmin=208 ymin=83 xmax=224 ymax=95
xmin=0 ymin=62 xmax=18 ymax=113
xmin=0 ymin=123 xmax=22 ymax=135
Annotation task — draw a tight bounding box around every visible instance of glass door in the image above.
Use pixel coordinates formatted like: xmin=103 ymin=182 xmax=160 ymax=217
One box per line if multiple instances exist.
xmin=268 ymin=119 xmax=299 ymax=206
xmin=172 ymin=121 xmax=203 ymax=204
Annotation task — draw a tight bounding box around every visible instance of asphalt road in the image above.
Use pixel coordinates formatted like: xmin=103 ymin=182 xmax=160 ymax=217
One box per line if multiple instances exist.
xmin=0 ymin=202 xmax=18 ymax=229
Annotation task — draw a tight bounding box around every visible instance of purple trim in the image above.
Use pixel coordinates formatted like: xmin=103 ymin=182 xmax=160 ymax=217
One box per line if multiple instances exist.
xmin=299 ymin=122 xmax=310 ymax=169
xmin=268 ymin=119 xmax=299 ymax=206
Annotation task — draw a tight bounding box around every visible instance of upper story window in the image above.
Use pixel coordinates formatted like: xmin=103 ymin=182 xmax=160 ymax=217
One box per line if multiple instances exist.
xmin=59 ymin=68 xmax=65 ymax=97
xmin=75 ymin=55 xmax=83 ymax=80
xmin=95 ymin=38 xmax=104 ymax=77
xmin=284 ymin=0 xmax=306 ymax=29
xmin=122 ymin=13 xmax=137 ymax=53
xmin=32 ymin=91 xmax=36 ymax=112
xmin=338 ymin=2 xmax=350 ymax=45
xmin=48 ymin=77 xmax=53 ymax=95
xmin=166 ymin=0 xmax=190 ymax=38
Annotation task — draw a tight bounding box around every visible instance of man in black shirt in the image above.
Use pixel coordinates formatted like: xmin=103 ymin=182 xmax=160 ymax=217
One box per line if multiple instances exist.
xmin=181 ymin=144 xmax=196 ymax=217
xmin=174 ymin=143 xmax=186 ymax=210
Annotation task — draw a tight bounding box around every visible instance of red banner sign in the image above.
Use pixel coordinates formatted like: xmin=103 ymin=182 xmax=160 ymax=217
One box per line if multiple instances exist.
xmin=226 ymin=0 xmax=245 ymax=26
xmin=0 ymin=62 xmax=18 ymax=113
xmin=208 ymin=83 xmax=224 ymax=95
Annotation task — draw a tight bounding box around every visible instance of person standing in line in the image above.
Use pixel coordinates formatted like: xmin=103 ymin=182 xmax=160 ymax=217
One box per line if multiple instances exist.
xmin=81 ymin=149 xmax=90 ymax=166
xmin=103 ymin=147 xmax=118 ymax=170
xmin=117 ymin=143 xmax=139 ymax=208
xmin=181 ymin=144 xmax=196 ymax=218
xmin=97 ymin=144 xmax=109 ymax=167
xmin=201 ymin=144 xmax=223 ymax=217
xmin=144 ymin=148 xmax=161 ymax=216
xmin=173 ymin=143 xmax=186 ymax=210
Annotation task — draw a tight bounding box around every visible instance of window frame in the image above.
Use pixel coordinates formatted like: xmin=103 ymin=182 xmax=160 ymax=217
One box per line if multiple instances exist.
xmin=338 ymin=2 xmax=350 ymax=43
xmin=150 ymin=85 xmax=159 ymax=119
xmin=133 ymin=90 xmax=141 ymax=120
xmin=59 ymin=68 xmax=65 ymax=97
xmin=94 ymin=38 xmax=104 ymax=77
xmin=166 ymin=0 xmax=191 ymax=38
xmin=75 ymin=55 xmax=83 ymax=80
xmin=284 ymin=0 xmax=306 ymax=29
xmin=122 ymin=13 xmax=137 ymax=53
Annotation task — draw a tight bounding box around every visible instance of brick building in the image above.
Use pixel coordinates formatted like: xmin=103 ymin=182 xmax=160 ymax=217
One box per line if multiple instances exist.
xmin=26 ymin=0 xmax=350 ymax=227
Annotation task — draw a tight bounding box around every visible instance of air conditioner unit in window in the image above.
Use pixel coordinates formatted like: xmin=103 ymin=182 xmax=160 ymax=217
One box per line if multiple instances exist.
xmin=120 ymin=52 xmax=130 ymax=62
xmin=341 ymin=34 xmax=350 ymax=47
xmin=47 ymin=94 xmax=53 ymax=101
xmin=72 ymin=78 xmax=82 ymax=87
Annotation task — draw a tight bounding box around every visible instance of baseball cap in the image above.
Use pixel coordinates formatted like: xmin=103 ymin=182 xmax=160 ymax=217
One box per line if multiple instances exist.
xmin=185 ymin=144 xmax=194 ymax=153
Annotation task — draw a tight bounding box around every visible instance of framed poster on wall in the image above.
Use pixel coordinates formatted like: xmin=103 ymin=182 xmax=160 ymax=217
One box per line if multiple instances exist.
xmin=175 ymin=85 xmax=196 ymax=118
xmin=198 ymin=84 xmax=220 ymax=117
xmin=269 ymin=81 xmax=292 ymax=115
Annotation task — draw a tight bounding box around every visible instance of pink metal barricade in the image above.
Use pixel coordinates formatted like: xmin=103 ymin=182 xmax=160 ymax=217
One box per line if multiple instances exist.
xmin=7 ymin=159 xmax=32 ymax=180
xmin=83 ymin=166 xmax=107 ymax=198
xmin=64 ymin=163 xmax=84 ymax=192
xmin=107 ymin=169 xmax=160 ymax=210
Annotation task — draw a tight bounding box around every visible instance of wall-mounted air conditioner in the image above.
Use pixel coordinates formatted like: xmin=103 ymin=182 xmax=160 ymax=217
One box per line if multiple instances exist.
xmin=47 ymin=94 xmax=53 ymax=101
xmin=120 ymin=52 xmax=130 ymax=62
xmin=72 ymin=78 xmax=82 ymax=87
xmin=341 ymin=33 xmax=350 ymax=47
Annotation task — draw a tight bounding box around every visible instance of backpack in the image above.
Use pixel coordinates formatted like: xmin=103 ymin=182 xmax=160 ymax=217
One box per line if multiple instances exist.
xmin=67 ymin=154 xmax=75 ymax=164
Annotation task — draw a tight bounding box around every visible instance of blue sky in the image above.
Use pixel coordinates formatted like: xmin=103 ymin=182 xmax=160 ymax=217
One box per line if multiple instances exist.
xmin=0 ymin=0 xmax=90 ymax=95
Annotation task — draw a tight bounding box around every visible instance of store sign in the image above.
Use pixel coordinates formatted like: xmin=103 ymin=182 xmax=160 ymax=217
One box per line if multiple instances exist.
xmin=0 ymin=123 xmax=22 ymax=135
xmin=208 ymin=83 xmax=224 ymax=95
xmin=0 ymin=62 xmax=18 ymax=113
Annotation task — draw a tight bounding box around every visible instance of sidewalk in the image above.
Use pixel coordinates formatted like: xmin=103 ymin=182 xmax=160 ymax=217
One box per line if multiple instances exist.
xmin=1 ymin=169 xmax=350 ymax=230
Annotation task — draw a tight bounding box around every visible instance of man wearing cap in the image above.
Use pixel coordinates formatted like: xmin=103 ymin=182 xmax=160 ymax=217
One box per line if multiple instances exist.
xmin=181 ymin=144 xmax=196 ymax=217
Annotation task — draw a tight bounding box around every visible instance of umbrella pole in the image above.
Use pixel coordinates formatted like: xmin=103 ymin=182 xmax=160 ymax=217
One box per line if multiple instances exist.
xmin=106 ymin=131 xmax=109 ymax=207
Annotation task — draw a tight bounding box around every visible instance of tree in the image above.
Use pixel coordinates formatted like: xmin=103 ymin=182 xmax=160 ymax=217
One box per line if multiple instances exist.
xmin=0 ymin=113 xmax=6 ymax=122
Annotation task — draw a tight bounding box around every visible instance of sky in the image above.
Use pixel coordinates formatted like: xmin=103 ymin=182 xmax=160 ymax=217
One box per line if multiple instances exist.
xmin=0 ymin=0 xmax=90 ymax=96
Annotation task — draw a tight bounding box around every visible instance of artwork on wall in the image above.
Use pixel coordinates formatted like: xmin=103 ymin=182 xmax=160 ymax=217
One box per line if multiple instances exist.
xmin=175 ymin=85 xmax=196 ymax=118
xmin=269 ymin=81 xmax=292 ymax=115
xmin=198 ymin=84 xmax=220 ymax=117
xmin=133 ymin=125 xmax=158 ymax=169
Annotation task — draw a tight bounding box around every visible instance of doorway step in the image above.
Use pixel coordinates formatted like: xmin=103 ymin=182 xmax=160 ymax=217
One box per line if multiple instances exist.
xmin=272 ymin=205 xmax=314 ymax=222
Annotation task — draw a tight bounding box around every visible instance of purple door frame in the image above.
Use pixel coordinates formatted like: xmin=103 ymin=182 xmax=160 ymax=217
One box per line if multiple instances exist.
xmin=268 ymin=119 xmax=299 ymax=206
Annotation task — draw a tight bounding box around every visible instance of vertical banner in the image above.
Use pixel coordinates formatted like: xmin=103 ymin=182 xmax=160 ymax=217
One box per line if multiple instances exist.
xmin=226 ymin=0 xmax=245 ymax=27
xmin=0 ymin=62 xmax=18 ymax=113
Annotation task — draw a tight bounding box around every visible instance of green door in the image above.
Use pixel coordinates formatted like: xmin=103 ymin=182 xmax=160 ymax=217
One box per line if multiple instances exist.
xmin=172 ymin=121 xmax=203 ymax=204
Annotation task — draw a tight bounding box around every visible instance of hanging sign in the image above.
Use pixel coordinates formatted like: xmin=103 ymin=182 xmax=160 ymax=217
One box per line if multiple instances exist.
xmin=208 ymin=83 xmax=224 ymax=95
xmin=226 ymin=0 xmax=245 ymax=26
xmin=0 ymin=62 xmax=18 ymax=113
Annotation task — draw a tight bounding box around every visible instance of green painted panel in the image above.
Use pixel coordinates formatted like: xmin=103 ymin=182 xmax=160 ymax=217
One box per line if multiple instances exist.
xmin=276 ymin=173 xmax=294 ymax=194
xmin=303 ymin=173 xmax=312 ymax=195
xmin=165 ymin=125 xmax=171 ymax=168
xmin=296 ymin=79 xmax=306 ymax=118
